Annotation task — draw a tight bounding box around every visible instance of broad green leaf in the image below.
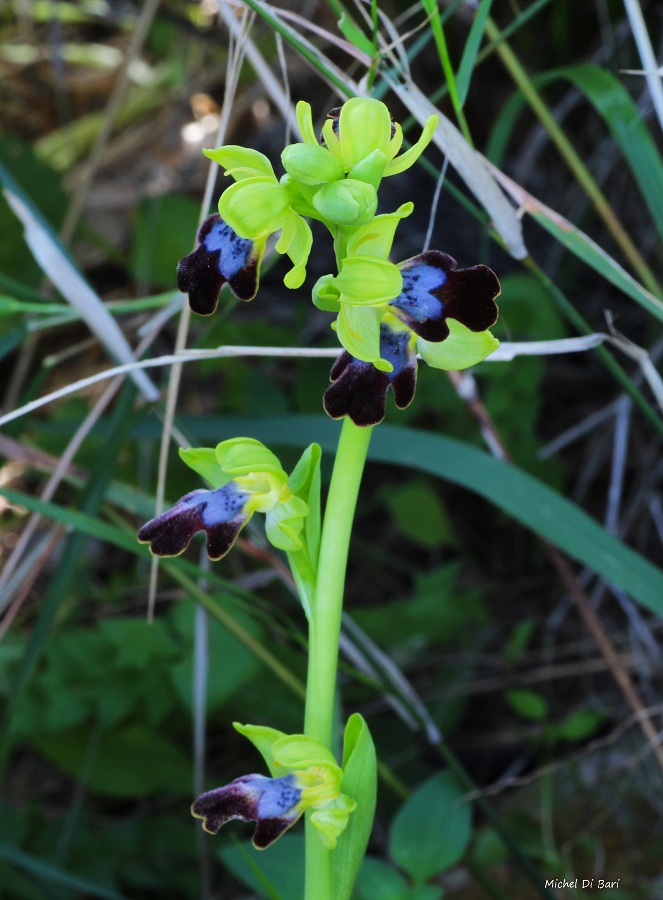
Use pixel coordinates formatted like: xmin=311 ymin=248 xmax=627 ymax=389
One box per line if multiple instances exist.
xmin=219 ymin=834 xmax=305 ymax=900
xmin=169 ymin=603 xmax=263 ymax=713
xmin=356 ymin=857 xmax=411 ymax=899
xmin=381 ymin=480 xmax=457 ymax=548
xmin=332 ymin=714 xmax=378 ymax=900
xmin=357 ymin=857 xmax=444 ymax=899
xmin=389 ymin=770 xmax=471 ymax=883
xmin=36 ymin=725 xmax=191 ymax=797
xmin=506 ymin=689 xmax=549 ymax=722
xmin=556 ymin=709 xmax=604 ymax=742
xmin=0 ymin=841 xmax=127 ymax=900
xmin=131 ymin=193 xmax=200 ymax=288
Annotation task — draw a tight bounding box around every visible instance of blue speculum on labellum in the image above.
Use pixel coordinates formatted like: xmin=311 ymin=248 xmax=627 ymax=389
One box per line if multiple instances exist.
xmin=137 ymin=483 xmax=249 ymax=560
xmin=177 ymin=213 xmax=262 ymax=315
xmin=390 ymin=250 xmax=500 ymax=342
xmin=191 ymin=773 xmax=303 ymax=849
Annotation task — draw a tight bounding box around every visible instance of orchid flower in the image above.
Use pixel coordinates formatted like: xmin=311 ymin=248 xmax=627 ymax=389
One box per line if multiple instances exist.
xmin=192 ymin=724 xmax=356 ymax=850
xmin=138 ymin=438 xmax=308 ymax=560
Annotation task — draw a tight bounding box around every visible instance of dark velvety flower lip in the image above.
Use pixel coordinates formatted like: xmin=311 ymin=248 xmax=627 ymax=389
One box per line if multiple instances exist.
xmin=391 ymin=250 xmax=500 ymax=342
xmin=191 ymin=773 xmax=302 ymax=849
xmin=323 ymin=325 xmax=417 ymax=427
xmin=176 ymin=214 xmax=260 ymax=315
xmin=137 ymin=483 xmax=249 ymax=561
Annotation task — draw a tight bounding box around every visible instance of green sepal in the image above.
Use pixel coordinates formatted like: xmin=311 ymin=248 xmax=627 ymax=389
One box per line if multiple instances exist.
xmin=215 ymin=437 xmax=284 ymax=477
xmin=336 ymin=304 xmax=384 ymax=366
xmin=281 ymin=143 xmax=345 ymax=185
xmin=204 ymin=145 xmax=275 ymax=181
xmin=332 ymin=714 xmax=378 ymax=900
xmin=286 ymin=444 xmax=322 ymax=619
xmin=417 ymin=319 xmax=500 ymax=370
xmin=265 ymin=494 xmax=309 ymax=552
xmin=345 ymin=203 xmax=414 ymax=260
xmin=233 ymin=722 xmax=286 ymax=777
xmin=271 ymin=733 xmax=341 ymax=775
xmin=336 ymin=256 xmax=402 ymax=306
xmin=178 ymin=447 xmax=232 ymax=489
xmin=219 ymin=177 xmax=289 ymax=239
xmin=295 ymin=100 xmax=318 ymax=146
xmin=312 ymin=179 xmax=378 ymax=227
xmin=347 ymin=148 xmax=388 ymax=189
xmin=335 ymin=98 xmax=395 ymax=169
xmin=312 ymin=273 xmax=341 ymax=312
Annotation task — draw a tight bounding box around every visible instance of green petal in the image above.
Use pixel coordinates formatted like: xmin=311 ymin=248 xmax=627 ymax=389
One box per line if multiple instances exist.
xmin=296 ymin=100 xmax=318 ymax=146
xmin=272 ymin=734 xmax=341 ymax=773
xmin=345 ymin=202 xmax=414 ymax=260
xmin=337 ymin=98 xmax=393 ymax=169
xmin=219 ymin=177 xmax=289 ymax=239
xmin=215 ymin=437 xmax=285 ymax=477
xmin=276 ymin=209 xmax=313 ymax=289
xmin=312 ymin=273 xmax=341 ymax=312
xmin=336 ymin=257 xmax=402 ymax=305
xmin=384 ymin=114 xmax=439 ymax=176
xmin=204 ymin=146 xmax=276 ymax=181
xmin=321 ymin=118 xmax=344 ymax=164
xmin=312 ymin=179 xmax=378 ymax=227
xmin=347 ymin=148 xmax=388 ymax=189
xmin=336 ymin=304 xmax=383 ymax=364
xmin=281 ymin=143 xmax=345 ymax=184
xmin=310 ymin=795 xmax=357 ymax=850
xmin=178 ymin=447 xmax=231 ymax=489
xmin=417 ymin=319 xmax=500 ymax=370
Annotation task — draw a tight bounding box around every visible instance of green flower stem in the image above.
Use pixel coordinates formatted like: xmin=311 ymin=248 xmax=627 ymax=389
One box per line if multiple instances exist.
xmin=303 ymin=417 xmax=373 ymax=900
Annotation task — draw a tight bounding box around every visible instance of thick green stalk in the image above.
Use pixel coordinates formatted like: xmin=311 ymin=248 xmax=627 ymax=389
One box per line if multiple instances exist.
xmin=303 ymin=417 xmax=373 ymax=900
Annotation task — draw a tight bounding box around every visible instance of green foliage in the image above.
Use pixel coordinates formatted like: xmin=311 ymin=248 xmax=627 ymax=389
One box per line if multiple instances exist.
xmin=388 ymin=771 xmax=471 ymax=884
xmin=132 ymin=194 xmax=201 ymax=288
xmin=3 ymin=0 xmax=663 ymax=897
xmin=219 ymin=835 xmax=306 ymax=900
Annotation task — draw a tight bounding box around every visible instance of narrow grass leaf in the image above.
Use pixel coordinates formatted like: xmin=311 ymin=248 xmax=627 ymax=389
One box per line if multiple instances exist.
xmin=552 ymin=64 xmax=663 ymax=241
xmin=169 ymin=417 xmax=663 ymax=617
xmin=0 ymin=164 xmax=159 ymax=402
xmin=456 ymin=0 xmax=495 ymax=105
xmin=386 ymin=82 xmax=527 ymax=260
xmin=486 ymin=163 xmax=663 ymax=324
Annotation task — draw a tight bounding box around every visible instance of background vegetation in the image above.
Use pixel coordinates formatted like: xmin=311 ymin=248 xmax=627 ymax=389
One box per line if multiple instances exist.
xmin=1 ymin=0 xmax=663 ymax=897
